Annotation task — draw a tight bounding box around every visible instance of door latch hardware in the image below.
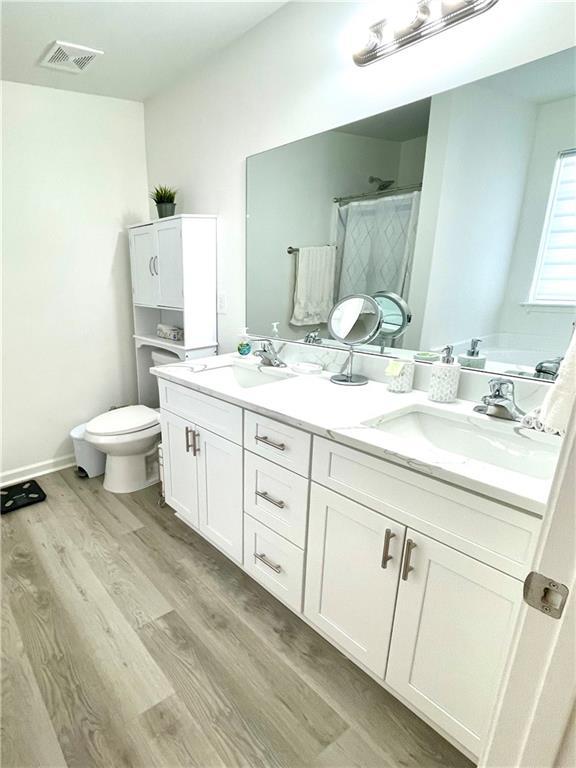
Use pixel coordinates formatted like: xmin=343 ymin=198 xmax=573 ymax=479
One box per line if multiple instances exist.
xmin=523 ymin=571 xmax=569 ymax=620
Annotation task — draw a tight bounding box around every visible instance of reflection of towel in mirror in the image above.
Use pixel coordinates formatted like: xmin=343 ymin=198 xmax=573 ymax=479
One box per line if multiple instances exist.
xmin=290 ymin=246 xmax=336 ymax=326
xmin=539 ymin=330 xmax=576 ymax=436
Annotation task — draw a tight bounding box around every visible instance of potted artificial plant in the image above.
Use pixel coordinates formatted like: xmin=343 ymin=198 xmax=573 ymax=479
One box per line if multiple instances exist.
xmin=150 ymin=185 xmax=177 ymax=218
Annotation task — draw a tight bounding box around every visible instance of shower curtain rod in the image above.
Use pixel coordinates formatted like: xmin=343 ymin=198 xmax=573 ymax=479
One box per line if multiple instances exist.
xmin=334 ymin=183 xmax=422 ymax=206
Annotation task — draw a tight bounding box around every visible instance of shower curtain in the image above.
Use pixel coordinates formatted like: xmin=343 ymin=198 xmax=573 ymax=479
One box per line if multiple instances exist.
xmin=334 ymin=191 xmax=421 ymax=300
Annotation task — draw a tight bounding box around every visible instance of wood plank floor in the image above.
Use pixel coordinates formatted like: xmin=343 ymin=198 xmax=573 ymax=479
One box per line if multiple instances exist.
xmin=1 ymin=469 xmax=475 ymax=768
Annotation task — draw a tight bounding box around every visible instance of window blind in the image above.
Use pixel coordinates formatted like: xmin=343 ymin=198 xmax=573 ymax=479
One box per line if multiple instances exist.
xmin=529 ymin=149 xmax=576 ymax=305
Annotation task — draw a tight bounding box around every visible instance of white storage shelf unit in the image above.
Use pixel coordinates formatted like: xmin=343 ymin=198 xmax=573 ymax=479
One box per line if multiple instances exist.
xmin=128 ymin=215 xmax=218 ymax=407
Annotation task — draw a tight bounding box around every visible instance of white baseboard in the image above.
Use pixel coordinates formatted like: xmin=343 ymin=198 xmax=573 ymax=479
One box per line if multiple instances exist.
xmin=0 ymin=454 xmax=76 ymax=488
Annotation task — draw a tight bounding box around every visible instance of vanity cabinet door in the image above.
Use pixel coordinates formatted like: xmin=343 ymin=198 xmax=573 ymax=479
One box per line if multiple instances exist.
xmin=129 ymin=226 xmax=158 ymax=306
xmin=305 ymin=484 xmax=406 ymax=678
xmin=161 ymin=411 xmax=199 ymax=528
xmin=197 ymin=428 xmax=243 ymax=563
xmin=155 ymin=218 xmax=184 ymax=309
xmin=386 ymin=530 xmax=522 ymax=756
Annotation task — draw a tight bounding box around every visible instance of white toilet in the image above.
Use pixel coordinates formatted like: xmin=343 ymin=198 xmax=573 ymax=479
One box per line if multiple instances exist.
xmin=84 ymin=405 xmax=161 ymax=494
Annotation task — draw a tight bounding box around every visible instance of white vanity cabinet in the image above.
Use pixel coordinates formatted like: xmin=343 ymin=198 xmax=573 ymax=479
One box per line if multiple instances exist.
xmin=156 ymin=377 xmax=542 ymax=760
xmin=159 ymin=381 xmax=243 ymax=563
xmin=305 ymin=484 xmax=405 ymax=677
xmin=306 ymin=436 xmax=534 ymax=757
xmin=386 ymin=529 xmax=521 ymax=755
xmin=161 ymin=410 xmax=200 ymax=526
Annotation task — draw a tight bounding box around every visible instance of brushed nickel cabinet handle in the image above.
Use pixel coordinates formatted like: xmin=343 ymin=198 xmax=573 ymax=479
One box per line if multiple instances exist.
xmin=254 ymin=552 xmax=282 ymax=574
xmin=153 ymin=255 xmax=159 ymax=275
xmin=185 ymin=426 xmax=193 ymax=453
xmin=402 ymin=539 xmax=417 ymax=581
xmin=148 ymin=256 xmax=154 ymax=276
xmin=192 ymin=430 xmax=200 ymax=457
xmin=381 ymin=528 xmax=396 ymax=569
xmin=255 ymin=435 xmax=286 ymax=451
xmin=255 ymin=490 xmax=285 ymax=509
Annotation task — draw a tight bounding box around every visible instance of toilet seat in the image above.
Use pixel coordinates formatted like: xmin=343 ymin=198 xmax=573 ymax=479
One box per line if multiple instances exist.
xmin=86 ymin=405 xmax=159 ymax=437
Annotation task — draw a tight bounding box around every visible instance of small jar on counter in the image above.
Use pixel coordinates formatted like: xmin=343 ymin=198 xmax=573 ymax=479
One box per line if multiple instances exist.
xmin=387 ymin=360 xmax=415 ymax=393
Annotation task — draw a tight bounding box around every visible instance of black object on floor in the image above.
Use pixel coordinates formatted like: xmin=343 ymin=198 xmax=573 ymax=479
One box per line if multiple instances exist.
xmin=1 ymin=479 xmax=46 ymax=514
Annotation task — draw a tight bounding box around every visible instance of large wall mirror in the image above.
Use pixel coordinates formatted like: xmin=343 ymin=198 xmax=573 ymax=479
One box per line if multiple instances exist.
xmin=246 ymin=48 xmax=576 ymax=381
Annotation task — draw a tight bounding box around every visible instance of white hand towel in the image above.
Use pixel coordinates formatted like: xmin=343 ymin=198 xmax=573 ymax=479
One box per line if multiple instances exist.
xmin=539 ymin=330 xmax=576 ymax=436
xmin=290 ymin=246 xmax=336 ymax=326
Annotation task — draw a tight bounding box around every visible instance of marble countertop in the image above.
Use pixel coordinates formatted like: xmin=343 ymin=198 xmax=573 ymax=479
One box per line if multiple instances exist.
xmin=152 ymin=353 xmax=559 ymax=516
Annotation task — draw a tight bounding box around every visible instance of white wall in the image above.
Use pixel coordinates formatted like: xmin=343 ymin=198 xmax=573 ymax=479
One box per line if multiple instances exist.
xmin=397 ymin=135 xmax=428 ymax=188
xmin=416 ymin=83 xmax=536 ymax=350
xmin=247 ymin=130 xmax=404 ymax=339
xmin=497 ymin=96 xmax=576 ymax=353
xmin=1 ymin=82 xmax=149 ymax=483
xmin=144 ymin=0 xmax=576 ymax=353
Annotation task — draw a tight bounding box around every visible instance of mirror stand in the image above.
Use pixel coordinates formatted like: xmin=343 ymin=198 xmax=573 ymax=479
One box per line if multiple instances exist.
xmin=331 ymin=346 xmax=368 ymax=386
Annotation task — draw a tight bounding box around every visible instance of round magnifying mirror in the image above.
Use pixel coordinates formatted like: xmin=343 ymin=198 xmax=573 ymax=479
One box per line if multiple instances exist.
xmin=327 ymin=294 xmax=382 ymax=386
xmin=372 ymin=291 xmax=411 ymax=339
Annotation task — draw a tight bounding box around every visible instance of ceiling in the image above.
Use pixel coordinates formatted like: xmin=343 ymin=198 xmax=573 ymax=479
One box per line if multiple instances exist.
xmin=336 ymin=99 xmax=432 ymax=142
xmin=1 ymin=1 xmax=285 ymax=101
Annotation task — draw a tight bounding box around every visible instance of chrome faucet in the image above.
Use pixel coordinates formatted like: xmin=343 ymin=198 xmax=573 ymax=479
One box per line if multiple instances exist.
xmin=253 ymin=339 xmax=286 ymax=368
xmin=534 ymin=357 xmax=563 ymax=380
xmin=474 ymin=377 xmax=526 ymax=422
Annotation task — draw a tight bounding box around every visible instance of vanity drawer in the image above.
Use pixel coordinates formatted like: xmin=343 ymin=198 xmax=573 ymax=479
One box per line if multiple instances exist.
xmin=312 ymin=437 xmax=541 ymax=579
xmin=243 ymin=516 xmax=305 ymax=612
xmin=244 ymin=411 xmax=311 ymax=477
xmin=244 ymin=453 xmax=309 ymax=547
xmin=159 ymin=380 xmax=242 ymax=445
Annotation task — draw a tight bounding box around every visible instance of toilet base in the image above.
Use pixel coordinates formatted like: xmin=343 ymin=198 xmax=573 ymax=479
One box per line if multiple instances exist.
xmin=103 ymin=449 xmax=159 ymax=494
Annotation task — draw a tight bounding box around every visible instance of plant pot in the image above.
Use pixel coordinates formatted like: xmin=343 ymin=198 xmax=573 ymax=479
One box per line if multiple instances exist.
xmin=156 ymin=203 xmax=176 ymax=218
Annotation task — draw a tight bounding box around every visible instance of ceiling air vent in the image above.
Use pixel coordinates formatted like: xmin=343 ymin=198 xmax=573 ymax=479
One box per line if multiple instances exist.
xmin=40 ymin=41 xmax=103 ymax=74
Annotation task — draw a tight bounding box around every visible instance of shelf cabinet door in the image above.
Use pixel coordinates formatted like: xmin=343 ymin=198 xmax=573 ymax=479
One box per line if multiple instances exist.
xmin=161 ymin=411 xmax=199 ymax=528
xmin=304 ymin=484 xmax=406 ymax=678
xmin=155 ymin=219 xmax=184 ymax=309
xmin=386 ymin=530 xmax=522 ymax=756
xmin=129 ymin=226 xmax=158 ymax=306
xmin=197 ymin=428 xmax=243 ymax=562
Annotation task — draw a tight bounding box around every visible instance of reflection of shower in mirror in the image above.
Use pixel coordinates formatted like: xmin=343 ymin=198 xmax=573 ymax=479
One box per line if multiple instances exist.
xmin=368 ymin=175 xmax=395 ymax=191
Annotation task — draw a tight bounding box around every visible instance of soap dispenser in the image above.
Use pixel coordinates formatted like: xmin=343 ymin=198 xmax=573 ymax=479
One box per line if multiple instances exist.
xmin=237 ymin=327 xmax=252 ymax=357
xmin=428 ymin=345 xmax=461 ymax=403
xmin=458 ymin=338 xmax=486 ymax=370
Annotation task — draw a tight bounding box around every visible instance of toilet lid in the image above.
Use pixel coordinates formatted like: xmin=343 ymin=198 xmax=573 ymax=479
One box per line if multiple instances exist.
xmin=85 ymin=406 xmax=159 ymax=436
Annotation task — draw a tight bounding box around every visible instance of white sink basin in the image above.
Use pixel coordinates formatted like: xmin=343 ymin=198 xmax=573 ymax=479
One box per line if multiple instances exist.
xmin=363 ymin=405 xmax=559 ymax=481
xmin=193 ymin=364 xmax=295 ymax=389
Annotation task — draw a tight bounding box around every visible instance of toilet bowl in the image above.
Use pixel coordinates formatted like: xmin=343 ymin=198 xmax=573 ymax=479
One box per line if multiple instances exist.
xmin=84 ymin=405 xmax=161 ymax=494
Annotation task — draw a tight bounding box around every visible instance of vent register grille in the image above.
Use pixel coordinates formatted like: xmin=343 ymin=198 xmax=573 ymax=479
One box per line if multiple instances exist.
xmin=40 ymin=41 xmax=103 ymax=74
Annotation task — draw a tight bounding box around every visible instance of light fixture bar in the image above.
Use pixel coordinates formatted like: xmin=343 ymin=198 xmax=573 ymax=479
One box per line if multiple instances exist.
xmin=353 ymin=0 xmax=500 ymax=67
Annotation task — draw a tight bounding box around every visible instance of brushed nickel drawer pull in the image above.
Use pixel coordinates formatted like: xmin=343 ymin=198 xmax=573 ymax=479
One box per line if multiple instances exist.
xmin=381 ymin=528 xmax=396 ymax=569
xmin=153 ymin=255 xmax=159 ymax=275
xmin=402 ymin=539 xmax=417 ymax=581
xmin=255 ymin=490 xmax=285 ymax=509
xmin=185 ymin=427 xmax=200 ymax=456
xmin=149 ymin=256 xmax=155 ymax=276
xmin=255 ymin=435 xmax=286 ymax=451
xmin=255 ymin=552 xmax=282 ymax=574
xmin=185 ymin=426 xmax=193 ymax=453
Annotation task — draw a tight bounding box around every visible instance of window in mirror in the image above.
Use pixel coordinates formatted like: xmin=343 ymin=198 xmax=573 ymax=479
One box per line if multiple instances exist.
xmin=529 ymin=149 xmax=576 ymax=306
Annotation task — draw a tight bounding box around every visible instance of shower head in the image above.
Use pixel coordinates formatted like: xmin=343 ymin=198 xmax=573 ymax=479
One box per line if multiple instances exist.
xmin=369 ymin=176 xmax=395 ymax=191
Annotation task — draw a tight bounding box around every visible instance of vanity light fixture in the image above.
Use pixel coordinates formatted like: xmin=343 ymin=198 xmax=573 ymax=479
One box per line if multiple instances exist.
xmin=353 ymin=0 xmax=500 ymax=66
